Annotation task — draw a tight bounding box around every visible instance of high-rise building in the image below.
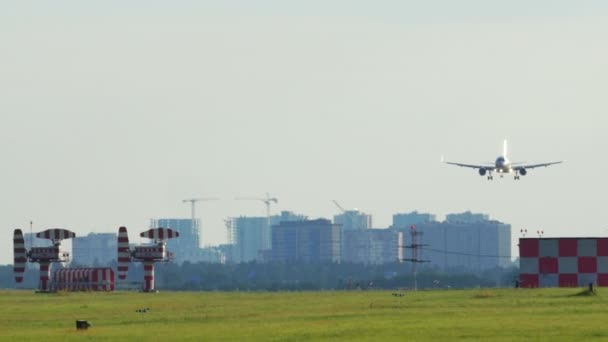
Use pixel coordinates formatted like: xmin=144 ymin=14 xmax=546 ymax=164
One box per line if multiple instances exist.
xmin=403 ymin=215 xmax=511 ymax=271
xmin=274 ymin=211 xmax=308 ymax=225
xmin=342 ymin=229 xmax=399 ymax=264
xmin=271 ymin=219 xmax=341 ymax=263
xmin=227 ymin=211 xmax=307 ymax=263
xmin=71 ymin=232 xmax=117 ymax=267
xmin=445 ymin=211 xmax=490 ymax=224
xmin=333 ymin=210 xmax=372 ymax=230
xmin=230 ymin=216 xmax=267 ymax=263
xmin=392 ymin=211 xmax=436 ymax=229
xmin=150 ymin=218 xmax=201 ymax=264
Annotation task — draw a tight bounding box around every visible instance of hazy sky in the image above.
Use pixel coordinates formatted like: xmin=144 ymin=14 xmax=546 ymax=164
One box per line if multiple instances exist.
xmin=1 ymin=1 xmax=607 ymax=264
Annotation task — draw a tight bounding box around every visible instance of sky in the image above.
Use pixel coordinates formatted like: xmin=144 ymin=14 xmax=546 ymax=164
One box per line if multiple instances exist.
xmin=1 ymin=1 xmax=607 ymax=264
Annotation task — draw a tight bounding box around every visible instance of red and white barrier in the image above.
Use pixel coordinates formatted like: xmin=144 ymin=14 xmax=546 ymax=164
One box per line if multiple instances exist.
xmin=53 ymin=268 xmax=115 ymax=291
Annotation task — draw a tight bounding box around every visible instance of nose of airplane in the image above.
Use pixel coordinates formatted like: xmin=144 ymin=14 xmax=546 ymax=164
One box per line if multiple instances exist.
xmin=495 ymin=156 xmax=509 ymax=168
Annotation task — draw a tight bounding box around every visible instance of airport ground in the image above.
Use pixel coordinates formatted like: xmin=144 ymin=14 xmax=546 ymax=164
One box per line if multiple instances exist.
xmin=0 ymin=288 xmax=606 ymax=341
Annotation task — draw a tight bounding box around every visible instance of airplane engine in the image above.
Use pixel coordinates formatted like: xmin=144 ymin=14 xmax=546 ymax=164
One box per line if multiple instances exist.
xmin=478 ymin=168 xmax=487 ymax=176
xmin=519 ymin=168 xmax=527 ymax=176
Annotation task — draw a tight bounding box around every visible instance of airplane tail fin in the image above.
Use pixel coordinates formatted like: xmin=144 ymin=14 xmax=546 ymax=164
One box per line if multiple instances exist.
xmin=503 ymin=139 xmax=508 ymax=158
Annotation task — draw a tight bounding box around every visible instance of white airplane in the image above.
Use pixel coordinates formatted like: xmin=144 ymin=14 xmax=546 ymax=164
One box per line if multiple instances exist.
xmin=443 ymin=140 xmax=563 ymax=180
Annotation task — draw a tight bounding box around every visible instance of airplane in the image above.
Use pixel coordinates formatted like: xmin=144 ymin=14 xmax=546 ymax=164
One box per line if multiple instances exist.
xmin=443 ymin=140 xmax=563 ymax=180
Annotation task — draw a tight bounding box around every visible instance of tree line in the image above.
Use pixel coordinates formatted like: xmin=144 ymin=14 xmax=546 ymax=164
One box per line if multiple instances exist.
xmin=0 ymin=262 xmax=518 ymax=291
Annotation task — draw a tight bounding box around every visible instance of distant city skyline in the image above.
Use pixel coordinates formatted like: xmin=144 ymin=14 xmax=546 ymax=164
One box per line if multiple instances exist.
xmin=11 ymin=208 xmax=513 ymax=267
xmin=2 ymin=1 xmax=607 ymax=265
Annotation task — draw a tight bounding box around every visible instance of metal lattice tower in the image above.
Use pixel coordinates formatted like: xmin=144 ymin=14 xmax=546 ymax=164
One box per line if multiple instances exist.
xmin=399 ymin=225 xmax=429 ymax=291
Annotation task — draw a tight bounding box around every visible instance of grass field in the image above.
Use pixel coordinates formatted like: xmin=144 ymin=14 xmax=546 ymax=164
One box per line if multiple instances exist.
xmin=0 ymin=288 xmax=607 ymax=341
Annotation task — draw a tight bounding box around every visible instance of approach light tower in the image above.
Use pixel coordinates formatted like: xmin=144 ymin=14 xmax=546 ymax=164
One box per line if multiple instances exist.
xmin=117 ymin=226 xmax=180 ymax=292
xmin=182 ymin=197 xmax=218 ymax=246
xmin=236 ymin=193 xmax=278 ymax=249
xmin=13 ymin=228 xmax=76 ymax=292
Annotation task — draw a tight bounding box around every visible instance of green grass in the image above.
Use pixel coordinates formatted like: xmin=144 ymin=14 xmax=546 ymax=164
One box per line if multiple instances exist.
xmin=1 ymin=288 xmax=607 ymax=341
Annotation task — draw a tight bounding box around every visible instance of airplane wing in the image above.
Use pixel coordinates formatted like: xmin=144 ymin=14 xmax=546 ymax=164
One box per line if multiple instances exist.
xmin=444 ymin=161 xmax=494 ymax=170
xmin=514 ymin=161 xmax=564 ymax=170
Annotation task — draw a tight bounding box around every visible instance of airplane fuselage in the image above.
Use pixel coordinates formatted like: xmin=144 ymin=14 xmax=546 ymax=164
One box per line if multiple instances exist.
xmin=495 ymin=156 xmax=512 ymax=174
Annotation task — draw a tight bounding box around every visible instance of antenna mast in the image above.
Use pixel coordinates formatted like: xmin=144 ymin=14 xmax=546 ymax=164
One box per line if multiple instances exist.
xmin=399 ymin=225 xmax=430 ymax=291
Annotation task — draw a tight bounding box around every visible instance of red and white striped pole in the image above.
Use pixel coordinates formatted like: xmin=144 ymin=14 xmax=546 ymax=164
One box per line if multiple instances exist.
xmin=39 ymin=261 xmax=51 ymax=291
xmin=143 ymin=261 xmax=155 ymax=292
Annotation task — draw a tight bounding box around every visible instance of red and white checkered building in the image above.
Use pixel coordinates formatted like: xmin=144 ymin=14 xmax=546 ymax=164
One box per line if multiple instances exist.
xmin=519 ymin=238 xmax=608 ymax=288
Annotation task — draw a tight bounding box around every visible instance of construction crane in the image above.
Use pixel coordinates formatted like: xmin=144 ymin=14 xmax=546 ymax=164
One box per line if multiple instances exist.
xmin=235 ymin=193 xmax=278 ymax=219
xmin=182 ymin=197 xmax=218 ymax=246
xmin=332 ymin=200 xmax=346 ymax=213
xmin=235 ymin=193 xmax=279 ymax=249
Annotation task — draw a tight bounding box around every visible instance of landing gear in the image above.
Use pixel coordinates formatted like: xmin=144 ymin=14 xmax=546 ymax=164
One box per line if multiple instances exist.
xmin=514 ymin=171 xmax=520 ymax=180
xmin=487 ymin=173 xmax=493 ymax=180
